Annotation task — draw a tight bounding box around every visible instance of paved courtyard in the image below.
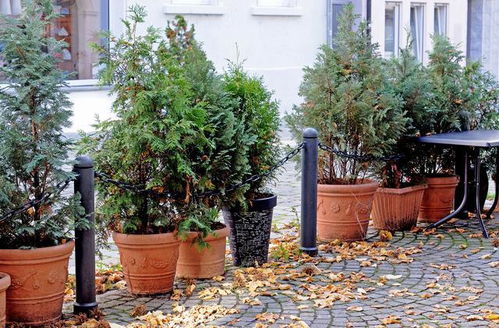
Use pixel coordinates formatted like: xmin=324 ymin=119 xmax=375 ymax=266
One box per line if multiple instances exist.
xmin=62 ymin=152 xmax=499 ymax=328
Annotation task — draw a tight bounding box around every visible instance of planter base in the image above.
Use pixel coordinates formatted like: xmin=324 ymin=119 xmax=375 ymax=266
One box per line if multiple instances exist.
xmin=317 ymin=181 xmax=378 ymax=242
xmin=418 ymin=176 xmax=459 ymax=224
xmin=372 ymin=185 xmax=427 ymax=231
xmin=0 ymin=242 xmax=74 ymax=326
xmin=0 ymin=273 xmax=10 ymax=328
xmin=113 ymin=232 xmax=180 ymax=295
xmin=176 ymin=226 xmax=229 ymax=279
xmin=223 ymin=195 xmax=277 ymax=267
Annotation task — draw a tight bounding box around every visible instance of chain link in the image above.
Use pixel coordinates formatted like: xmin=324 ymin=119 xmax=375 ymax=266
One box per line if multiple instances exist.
xmin=94 ymin=142 xmax=305 ymax=200
xmin=0 ymin=177 xmax=73 ymax=223
xmin=318 ymin=143 xmax=403 ymax=162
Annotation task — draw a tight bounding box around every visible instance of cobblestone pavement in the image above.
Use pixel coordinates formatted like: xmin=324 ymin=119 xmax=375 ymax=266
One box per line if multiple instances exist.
xmin=64 ymin=137 xmax=499 ymax=327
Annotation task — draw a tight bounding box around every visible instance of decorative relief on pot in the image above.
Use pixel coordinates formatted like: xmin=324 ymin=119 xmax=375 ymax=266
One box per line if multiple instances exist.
xmin=356 ymin=203 xmax=371 ymax=215
xmin=317 ymin=200 xmax=326 ymax=215
xmin=331 ymin=203 xmax=341 ymax=213
xmin=9 ymin=271 xmax=37 ymax=290
xmin=150 ymin=259 xmax=169 ymax=269
xmin=439 ymin=196 xmax=452 ymax=204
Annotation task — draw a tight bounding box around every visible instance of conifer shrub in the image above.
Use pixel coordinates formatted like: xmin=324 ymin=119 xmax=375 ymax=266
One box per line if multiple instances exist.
xmin=391 ymin=36 xmax=499 ymax=179
xmin=220 ymin=62 xmax=282 ymax=209
xmin=0 ymin=0 xmax=85 ymax=249
xmin=285 ymin=4 xmax=406 ymax=185
xmin=81 ymin=7 xmax=214 ymax=236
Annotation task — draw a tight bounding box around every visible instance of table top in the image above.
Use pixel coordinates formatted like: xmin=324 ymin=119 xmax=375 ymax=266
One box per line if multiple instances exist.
xmin=417 ymin=130 xmax=499 ymax=148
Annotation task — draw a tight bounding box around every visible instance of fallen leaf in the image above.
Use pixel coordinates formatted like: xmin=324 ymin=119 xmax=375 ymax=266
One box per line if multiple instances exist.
xmin=130 ymin=304 xmax=147 ymax=317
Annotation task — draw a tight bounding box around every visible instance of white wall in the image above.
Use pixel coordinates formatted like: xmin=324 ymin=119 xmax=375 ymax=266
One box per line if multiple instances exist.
xmin=66 ymin=0 xmax=328 ymax=133
xmin=370 ymin=0 xmax=468 ymax=64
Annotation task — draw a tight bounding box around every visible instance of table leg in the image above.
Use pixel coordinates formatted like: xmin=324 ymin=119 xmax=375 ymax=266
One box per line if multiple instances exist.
xmin=486 ymin=150 xmax=499 ymax=219
xmin=474 ymin=150 xmax=489 ymax=238
xmin=426 ymin=150 xmax=469 ymax=230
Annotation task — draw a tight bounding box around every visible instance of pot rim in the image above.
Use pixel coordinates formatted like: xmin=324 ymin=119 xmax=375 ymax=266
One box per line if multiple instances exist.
xmin=318 ymin=179 xmax=378 ymax=193
xmin=0 ymin=240 xmax=74 ymax=261
xmin=249 ymin=193 xmax=277 ymax=211
xmin=112 ymin=231 xmax=180 ymax=246
xmin=180 ymin=225 xmax=230 ymax=242
xmin=377 ymin=184 xmax=428 ymax=194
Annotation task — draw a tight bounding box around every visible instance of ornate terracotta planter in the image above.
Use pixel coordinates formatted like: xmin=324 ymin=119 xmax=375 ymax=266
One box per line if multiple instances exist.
xmin=418 ymin=176 xmax=459 ymax=223
xmin=176 ymin=225 xmax=229 ymax=279
xmin=372 ymin=184 xmax=427 ymax=231
xmin=113 ymin=232 xmax=180 ymax=295
xmin=0 ymin=272 xmax=10 ymax=328
xmin=0 ymin=241 xmax=74 ymax=326
xmin=317 ymin=180 xmax=378 ymax=242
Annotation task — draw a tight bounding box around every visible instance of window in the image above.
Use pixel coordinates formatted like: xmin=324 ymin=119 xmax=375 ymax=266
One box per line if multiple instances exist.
xmin=330 ymin=4 xmax=345 ymax=46
xmin=434 ymin=4 xmax=447 ymax=36
xmin=170 ymin=0 xmax=216 ymax=4
xmin=256 ymin=0 xmax=297 ymax=7
xmin=410 ymin=4 xmax=425 ymax=62
xmin=0 ymin=0 xmax=109 ymax=81
xmin=385 ymin=2 xmax=401 ymax=57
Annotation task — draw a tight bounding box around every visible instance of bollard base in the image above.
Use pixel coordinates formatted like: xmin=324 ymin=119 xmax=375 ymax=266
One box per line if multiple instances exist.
xmin=300 ymin=247 xmax=318 ymax=256
xmin=74 ymin=302 xmax=98 ymax=315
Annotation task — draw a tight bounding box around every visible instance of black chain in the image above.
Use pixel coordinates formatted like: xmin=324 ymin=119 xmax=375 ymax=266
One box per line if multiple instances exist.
xmin=0 ymin=177 xmax=73 ymax=224
xmin=318 ymin=143 xmax=403 ymax=162
xmin=94 ymin=142 xmax=305 ymax=199
xmin=196 ymin=142 xmax=304 ymax=198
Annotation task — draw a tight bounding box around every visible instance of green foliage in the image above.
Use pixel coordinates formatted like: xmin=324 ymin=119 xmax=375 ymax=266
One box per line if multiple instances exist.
xmin=0 ymin=0 xmax=85 ymax=249
xmin=221 ymin=62 xmax=282 ymax=207
xmin=285 ymin=4 xmax=407 ymax=184
xmin=81 ymin=7 xmax=216 ymax=235
xmin=390 ymin=35 xmax=499 ymax=179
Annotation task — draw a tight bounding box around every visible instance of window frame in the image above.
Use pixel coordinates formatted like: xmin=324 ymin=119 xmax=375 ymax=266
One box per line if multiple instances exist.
xmin=384 ymin=1 xmax=401 ymax=58
xmin=0 ymin=0 xmax=111 ymax=89
xmin=163 ymin=0 xmax=226 ymax=15
xmin=410 ymin=3 xmax=425 ymax=62
xmin=251 ymin=0 xmax=302 ymax=16
xmin=434 ymin=3 xmax=448 ymax=37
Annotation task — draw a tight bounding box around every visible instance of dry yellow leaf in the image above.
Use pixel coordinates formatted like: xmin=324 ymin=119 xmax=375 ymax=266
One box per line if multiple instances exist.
xmin=381 ymin=315 xmax=401 ymax=324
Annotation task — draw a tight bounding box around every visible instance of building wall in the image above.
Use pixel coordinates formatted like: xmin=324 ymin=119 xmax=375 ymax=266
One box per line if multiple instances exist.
xmin=67 ymin=0 xmax=328 ymax=133
xmin=370 ymin=0 xmax=468 ymax=64
xmin=480 ymin=0 xmax=499 ymax=78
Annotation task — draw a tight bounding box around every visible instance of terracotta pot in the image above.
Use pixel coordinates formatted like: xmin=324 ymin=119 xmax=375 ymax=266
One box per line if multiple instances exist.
xmin=176 ymin=226 xmax=229 ymax=279
xmin=113 ymin=232 xmax=180 ymax=295
xmin=372 ymin=184 xmax=427 ymax=231
xmin=0 ymin=241 xmax=74 ymax=326
xmin=418 ymin=176 xmax=459 ymax=223
xmin=0 ymin=272 xmax=10 ymax=328
xmin=223 ymin=194 xmax=277 ymax=267
xmin=317 ymin=180 xmax=378 ymax=242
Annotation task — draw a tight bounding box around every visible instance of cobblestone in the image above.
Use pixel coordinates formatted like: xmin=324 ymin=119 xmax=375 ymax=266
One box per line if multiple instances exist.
xmin=63 ymin=138 xmax=499 ymax=327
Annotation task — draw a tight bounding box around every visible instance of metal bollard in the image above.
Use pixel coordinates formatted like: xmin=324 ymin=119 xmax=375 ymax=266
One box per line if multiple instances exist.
xmin=73 ymin=156 xmax=98 ymax=314
xmin=300 ymin=128 xmax=318 ymax=256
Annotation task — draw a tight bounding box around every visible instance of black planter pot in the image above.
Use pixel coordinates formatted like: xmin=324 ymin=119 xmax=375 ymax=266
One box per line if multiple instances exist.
xmin=222 ymin=194 xmax=277 ymax=267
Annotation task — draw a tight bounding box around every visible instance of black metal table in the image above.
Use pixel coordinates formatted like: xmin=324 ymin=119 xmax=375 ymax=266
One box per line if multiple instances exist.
xmin=417 ymin=130 xmax=499 ymax=238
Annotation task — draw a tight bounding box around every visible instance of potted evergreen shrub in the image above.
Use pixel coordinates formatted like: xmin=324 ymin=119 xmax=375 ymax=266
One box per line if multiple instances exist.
xmin=371 ymin=46 xmax=428 ymax=231
xmin=219 ymin=63 xmax=281 ymax=267
xmin=82 ymin=7 xmax=211 ymax=294
xmin=0 ymin=1 xmax=84 ymax=324
xmin=394 ymin=36 xmax=476 ymax=223
xmin=286 ymin=5 xmax=406 ymax=241
xmin=165 ymin=17 xmax=233 ymax=279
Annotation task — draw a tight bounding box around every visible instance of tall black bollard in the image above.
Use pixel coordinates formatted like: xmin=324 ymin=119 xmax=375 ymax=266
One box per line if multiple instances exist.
xmin=300 ymin=128 xmax=318 ymax=256
xmin=74 ymin=156 xmax=98 ymax=314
